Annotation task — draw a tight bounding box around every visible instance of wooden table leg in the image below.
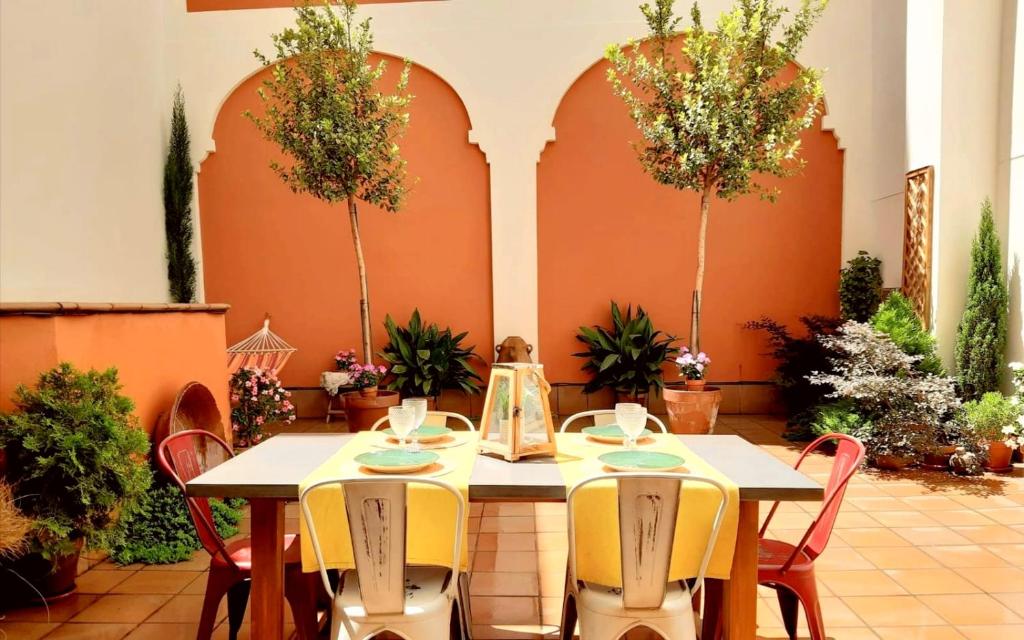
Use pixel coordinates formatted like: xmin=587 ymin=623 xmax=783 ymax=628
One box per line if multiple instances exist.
xmin=250 ymin=498 xmax=285 ymax=640
xmin=725 ymin=501 xmax=759 ymax=640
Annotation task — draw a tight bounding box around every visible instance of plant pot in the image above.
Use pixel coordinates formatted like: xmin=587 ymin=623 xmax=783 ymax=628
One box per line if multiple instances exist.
xmin=343 ymin=389 xmax=400 ymax=431
xmin=684 ymin=379 xmax=706 ymax=391
xmin=663 ymin=386 xmax=721 ymax=435
xmin=985 ymin=441 xmax=1014 ymax=472
xmin=921 ymin=445 xmax=957 ymax=471
xmin=872 ymin=454 xmax=915 ymax=471
xmin=0 ymin=537 xmax=83 ymax=606
xmin=615 ymin=390 xmax=648 ymax=406
xmin=358 ymin=386 xmax=379 ymax=399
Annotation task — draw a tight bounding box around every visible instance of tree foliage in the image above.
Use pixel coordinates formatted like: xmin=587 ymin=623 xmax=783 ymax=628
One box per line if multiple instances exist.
xmin=955 ymin=199 xmax=1008 ymax=401
xmin=870 ymin=290 xmax=944 ymax=376
xmin=839 ymin=250 xmax=882 ymax=322
xmin=164 ymin=85 xmax=197 ymax=303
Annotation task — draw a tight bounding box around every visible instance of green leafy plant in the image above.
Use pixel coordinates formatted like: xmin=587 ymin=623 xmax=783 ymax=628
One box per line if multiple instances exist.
xmin=809 ymin=400 xmax=870 ymax=440
xmin=962 ymin=392 xmax=1021 ymax=442
xmin=839 ymin=251 xmax=883 ymax=322
xmin=870 ymin=291 xmax=944 ymax=376
xmin=0 ymin=364 xmax=151 ymax=561
xmin=574 ymin=302 xmax=678 ymax=397
xmin=111 ymin=474 xmax=245 ymax=565
xmin=164 ymin=85 xmax=197 ymax=303
xmin=379 ymin=309 xmax=483 ymax=398
xmin=955 ymin=199 xmax=1008 ymax=401
xmin=606 ymin=0 xmax=826 ymax=350
xmin=248 ymin=0 xmax=412 ymax=363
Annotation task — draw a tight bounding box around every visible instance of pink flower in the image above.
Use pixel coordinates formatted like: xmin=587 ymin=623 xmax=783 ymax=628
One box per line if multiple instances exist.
xmin=256 ymin=416 xmax=265 ymax=425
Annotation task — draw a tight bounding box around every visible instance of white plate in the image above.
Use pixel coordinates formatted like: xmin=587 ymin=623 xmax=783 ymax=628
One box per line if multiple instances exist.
xmin=357 ymin=459 xmax=456 ymax=478
xmin=373 ymin=435 xmax=468 ymax=451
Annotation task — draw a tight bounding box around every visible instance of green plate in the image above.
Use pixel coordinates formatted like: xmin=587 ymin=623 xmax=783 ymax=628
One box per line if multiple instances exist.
xmin=355 ymin=449 xmax=439 ymax=473
xmin=582 ymin=425 xmax=654 ymax=442
xmin=383 ymin=425 xmax=453 ymax=442
xmin=598 ymin=450 xmax=685 ymax=472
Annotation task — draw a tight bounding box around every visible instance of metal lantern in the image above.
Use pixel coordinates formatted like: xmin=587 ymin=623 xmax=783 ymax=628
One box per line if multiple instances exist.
xmin=478 ymin=362 xmax=557 ymax=461
xmin=226 ymin=316 xmax=297 ymax=376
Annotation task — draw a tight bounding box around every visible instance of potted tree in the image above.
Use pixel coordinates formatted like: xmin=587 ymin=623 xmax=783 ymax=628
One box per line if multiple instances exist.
xmin=607 ymin=0 xmax=826 ymax=421
xmin=0 ymin=364 xmax=151 ymax=603
xmin=574 ymin=302 xmax=677 ymax=406
xmin=962 ymin=392 xmax=1021 ymax=472
xmin=665 ymin=347 xmax=721 ymax=434
xmin=247 ymin=0 xmax=411 ymax=426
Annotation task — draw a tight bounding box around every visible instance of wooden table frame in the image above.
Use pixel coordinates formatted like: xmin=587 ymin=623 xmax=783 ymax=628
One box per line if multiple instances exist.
xmin=187 ymin=434 xmax=822 ymax=640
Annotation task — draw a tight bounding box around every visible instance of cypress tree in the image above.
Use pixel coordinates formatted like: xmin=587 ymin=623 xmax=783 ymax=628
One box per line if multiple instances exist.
xmin=164 ymin=85 xmax=197 ymax=303
xmin=955 ymin=199 xmax=1008 ymax=400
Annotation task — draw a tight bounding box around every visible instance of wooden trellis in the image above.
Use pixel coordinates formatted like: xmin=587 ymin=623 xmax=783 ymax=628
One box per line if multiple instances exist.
xmin=902 ymin=166 xmax=934 ymax=328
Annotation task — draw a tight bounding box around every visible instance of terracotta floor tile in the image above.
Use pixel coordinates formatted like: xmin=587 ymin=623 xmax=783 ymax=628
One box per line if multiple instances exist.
xmin=93 ymin=560 xmax=144 ymax=572
xmin=884 ymin=569 xmax=981 ymax=595
xmin=469 ymin=596 xmax=540 ymax=624
xmin=476 ymin=533 xmax=536 ymax=552
xmin=870 ymin=511 xmax=941 ymax=528
xmin=950 ymin=495 xmax=1019 ymax=509
xmin=109 ymin=570 xmax=202 ymax=595
xmin=70 ymin=594 xmax=170 ymax=624
xmin=834 ymin=511 xmax=884 ymax=528
xmin=976 ymin=507 xmax=1024 ymax=525
xmin=900 ymin=496 xmax=966 ymax=511
xmin=473 ymin=550 xmax=539 ymax=573
xmin=41 ymin=623 xmax=136 ymax=639
xmin=895 ymin=527 xmax=973 ymax=546
xmin=533 ymin=515 xmax=567 ymax=532
xmin=984 ymin=543 xmax=1024 ymax=565
xmin=873 ymin=626 xmax=966 ymax=639
xmin=124 ymin=623 xmax=199 ymax=639
xmin=848 ymin=497 xmax=911 ymax=512
xmin=470 ymin=572 xmax=539 ymax=597
xmin=181 ymin=573 xmax=209 ymax=595
xmin=815 ymin=547 xmax=877 ymax=570
xmin=480 ymin=516 xmax=536 ymax=533
xmin=991 ymin=591 xmax=1024 ymax=610
xmin=535 ymin=531 xmax=569 ymax=552
xmin=140 ymin=553 xmax=209 ymax=572
xmin=534 ymin=502 xmax=567 ymax=517
xmin=210 ymin=622 xmax=296 ymax=640
xmin=836 ymin=528 xmax=913 ymax=548
xmin=949 ymin=525 xmax=1024 ymax=544
xmin=859 ymin=546 xmax=942 ymax=569
xmin=74 ymin=569 xmax=134 ymax=594
xmin=928 ymin=510 xmax=997 ymax=527
xmin=483 ymin=502 xmax=535 ymax=517
xmin=917 ymin=593 xmax=1024 ymax=625
xmin=469 ymin=624 xmax=543 ymax=639
xmin=2 ymin=594 xmax=99 ymax=622
xmin=842 ymin=595 xmax=946 ymax=626
xmin=953 ymin=566 xmax=1024 ymax=593
xmin=469 ymin=502 xmax=484 ymax=517
xmin=0 ymin=622 xmax=60 ymax=639
xmin=817 ymin=570 xmax=907 ymax=596
xmin=921 ymin=545 xmax=1009 ymax=568
xmin=956 ymin=625 xmax=1024 ymax=640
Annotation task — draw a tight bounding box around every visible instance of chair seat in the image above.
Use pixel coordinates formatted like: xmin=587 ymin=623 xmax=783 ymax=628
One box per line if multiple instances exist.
xmin=758 ymin=537 xmax=814 ymax=574
xmin=212 ymin=534 xmax=303 ymax=570
xmin=577 ymin=580 xmax=693 ymax=618
xmin=337 ymin=565 xmax=453 ymax=621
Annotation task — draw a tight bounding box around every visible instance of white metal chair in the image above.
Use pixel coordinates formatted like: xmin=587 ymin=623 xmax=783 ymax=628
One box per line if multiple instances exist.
xmin=299 ymin=476 xmax=468 ymax=640
xmin=371 ymin=410 xmax=476 ymax=432
xmin=560 ymin=409 xmax=668 ymax=433
xmin=561 ymin=472 xmax=729 ymax=640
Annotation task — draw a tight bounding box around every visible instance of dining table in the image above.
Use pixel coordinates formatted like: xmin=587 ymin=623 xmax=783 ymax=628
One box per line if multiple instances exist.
xmin=186 ymin=432 xmax=823 ymax=640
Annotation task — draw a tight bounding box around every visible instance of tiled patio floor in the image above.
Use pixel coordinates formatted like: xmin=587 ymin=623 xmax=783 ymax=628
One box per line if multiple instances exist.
xmin=3 ymin=415 xmax=1024 ymax=640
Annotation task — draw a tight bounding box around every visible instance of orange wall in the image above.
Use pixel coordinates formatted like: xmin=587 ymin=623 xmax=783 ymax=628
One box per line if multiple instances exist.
xmin=0 ymin=312 xmax=230 ymax=438
xmin=538 ymin=57 xmax=844 ymax=383
xmin=199 ymin=55 xmax=493 ymax=388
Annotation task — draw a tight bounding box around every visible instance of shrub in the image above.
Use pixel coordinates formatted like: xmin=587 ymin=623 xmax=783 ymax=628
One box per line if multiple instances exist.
xmin=575 ymin=302 xmax=678 ymax=397
xmin=111 ymin=474 xmax=245 ymax=565
xmin=378 ymin=309 xmax=483 ymax=398
xmin=839 ymin=251 xmax=883 ymax=322
xmin=229 ymin=367 xmax=295 ymax=446
xmin=962 ymin=391 xmax=1021 ymax=442
xmin=0 ymin=364 xmax=151 ymax=561
xmin=809 ymin=401 xmax=870 ymax=439
xmin=955 ymin=199 xmax=1008 ymax=401
xmin=870 ymin=291 xmax=944 ymax=376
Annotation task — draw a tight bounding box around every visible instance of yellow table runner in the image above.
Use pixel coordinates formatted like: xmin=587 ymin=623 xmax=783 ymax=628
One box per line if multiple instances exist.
xmin=298 ymin=430 xmax=477 ymax=573
xmin=555 ymin=432 xmax=739 ymax=586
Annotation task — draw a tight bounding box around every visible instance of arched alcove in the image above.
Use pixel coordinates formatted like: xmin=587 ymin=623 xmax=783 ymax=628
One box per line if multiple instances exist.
xmin=198 ymin=54 xmax=493 ymax=386
xmin=537 ymin=50 xmax=844 ymax=383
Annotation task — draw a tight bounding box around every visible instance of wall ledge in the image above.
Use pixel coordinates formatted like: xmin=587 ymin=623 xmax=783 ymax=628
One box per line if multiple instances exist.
xmin=0 ymin=302 xmax=231 ymax=316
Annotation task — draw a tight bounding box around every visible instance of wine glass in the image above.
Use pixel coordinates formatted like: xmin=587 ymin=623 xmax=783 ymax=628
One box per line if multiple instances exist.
xmin=402 ymin=398 xmax=429 ymax=450
xmin=615 ymin=402 xmax=647 ymax=449
xmin=388 ymin=405 xmax=416 ymax=450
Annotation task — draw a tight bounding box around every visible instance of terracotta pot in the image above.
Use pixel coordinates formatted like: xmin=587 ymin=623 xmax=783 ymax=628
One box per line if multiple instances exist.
xmin=663 ymin=386 xmax=721 ymax=435
xmin=0 ymin=537 xmax=83 ymax=606
xmin=872 ymin=454 xmax=915 ymax=471
xmin=921 ymin=445 xmax=957 ymax=471
xmin=358 ymin=386 xmax=379 ymax=399
xmin=985 ymin=440 xmax=1014 ymax=472
xmin=615 ymin=390 xmax=648 ymax=407
xmin=343 ymin=389 xmax=400 ymax=431
xmin=684 ymin=379 xmax=707 ymax=391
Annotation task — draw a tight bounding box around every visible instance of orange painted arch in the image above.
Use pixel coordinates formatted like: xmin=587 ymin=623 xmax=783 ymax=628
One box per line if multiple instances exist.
xmin=199 ymin=54 xmax=494 ymax=388
xmin=537 ymin=51 xmax=844 ymax=384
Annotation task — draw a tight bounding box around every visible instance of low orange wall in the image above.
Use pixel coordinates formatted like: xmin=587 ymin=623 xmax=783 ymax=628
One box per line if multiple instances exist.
xmin=0 ymin=306 xmax=230 ymax=439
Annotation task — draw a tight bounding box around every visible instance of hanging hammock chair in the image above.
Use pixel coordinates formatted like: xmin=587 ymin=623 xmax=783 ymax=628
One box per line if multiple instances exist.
xmin=226 ymin=315 xmax=296 ymax=375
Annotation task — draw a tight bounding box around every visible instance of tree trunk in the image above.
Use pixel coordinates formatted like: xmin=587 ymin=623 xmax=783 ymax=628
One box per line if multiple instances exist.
xmin=691 ymin=184 xmax=714 ymax=352
xmin=348 ymin=195 xmax=373 ymax=363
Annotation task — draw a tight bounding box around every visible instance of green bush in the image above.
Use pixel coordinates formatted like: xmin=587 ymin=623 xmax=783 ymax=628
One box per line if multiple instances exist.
xmin=0 ymin=364 xmax=151 ymax=561
xmin=839 ymin=251 xmax=883 ymax=322
xmin=870 ymin=291 xmax=944 ymax=376
xmin=955 ymin=199 xmax=1008 ymax=401
xmin=378 ymin=309 xmax=483 ymax=398
xmin=111 ymin=473 xmax=245 ymax=565
xmin=810 ymin=401 xmax=870 ymax=439
xmin=575 ymin=302 xmax=677 ymax=397
xmin=962 ymin=391 xmax=1020 ymax=441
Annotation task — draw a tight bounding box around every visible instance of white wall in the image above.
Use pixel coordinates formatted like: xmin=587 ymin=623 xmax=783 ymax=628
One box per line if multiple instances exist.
xmin=0 ymin=0 xmax=174 ymax=302
xmin=1000 ymin=0 xmax=1024 ymax=368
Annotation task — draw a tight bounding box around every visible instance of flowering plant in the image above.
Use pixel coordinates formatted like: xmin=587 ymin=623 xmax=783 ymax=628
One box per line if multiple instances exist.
xmin=348 ymin=363 xmax=387 ymax=390
xmin=675 ymin=347 xmax=710 ymax=380
xmin=335 ymin=349 xmax=358 ymax=371
xmin=1010 ymin=362 xmax=1024 ymax=398
xmin=229 ymin=367 xmax=295 ymax=445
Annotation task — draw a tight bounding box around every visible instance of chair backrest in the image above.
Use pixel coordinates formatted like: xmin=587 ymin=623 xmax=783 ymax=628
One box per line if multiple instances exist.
xmin=566 ymin=473 xmax=729 ymax=609
xmin=156 ymin=429 xmax=235 ymax=567
xmin=370 ymin=410 xmax=475 ymax=432
xmin=560 ymin=409 xmax=668 ymax=433
xmin=760 ymin=433 xmax=865 ymax=569
xmin=299 ymin=476 xmax=465 ymax=615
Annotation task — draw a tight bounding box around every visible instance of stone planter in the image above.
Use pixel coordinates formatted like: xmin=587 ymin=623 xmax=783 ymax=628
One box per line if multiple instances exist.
xmin=872 ymin=454 xmax=916 ymax=471
xmin=663 ymin=386 xmax=721 ymax=434
xmin=343 ymin=389 xmax=400 ymax=431
xmin=0 ymin=537 xmax=83 ymax=606
xmin=985 ymin=441 xmax=1014 ymax=472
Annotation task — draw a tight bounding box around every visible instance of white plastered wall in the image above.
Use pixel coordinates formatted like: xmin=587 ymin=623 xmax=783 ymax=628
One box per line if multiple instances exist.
xmin=999 ymin=0 xmax=1024 ymax=368
xmin=1 ymin=0 xmax=907 ymax=358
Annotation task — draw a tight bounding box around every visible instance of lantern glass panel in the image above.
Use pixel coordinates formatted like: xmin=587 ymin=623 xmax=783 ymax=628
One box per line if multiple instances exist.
xmin=521 ymin=371 xmax=547 ymax=444
xmin=486 ymin=373 xmax=513 ymax=444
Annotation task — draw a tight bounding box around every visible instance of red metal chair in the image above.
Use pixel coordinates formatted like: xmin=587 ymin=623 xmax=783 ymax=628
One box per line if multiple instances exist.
xmin=156 ymin=429 xmax=320 ymax=640
xmin=703 ymin=433 xmax=865 ymax=640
